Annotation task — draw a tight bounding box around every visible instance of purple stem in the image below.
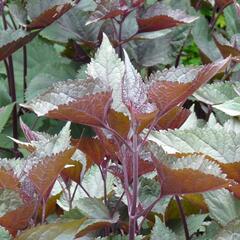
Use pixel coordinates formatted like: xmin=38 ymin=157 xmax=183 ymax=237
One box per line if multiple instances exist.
xmin=175 ymin=195 xmax=190 ymax=240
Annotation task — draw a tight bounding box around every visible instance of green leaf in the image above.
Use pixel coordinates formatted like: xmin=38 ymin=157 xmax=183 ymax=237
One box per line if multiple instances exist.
xmin=224 ymin=4 xmax=240 ymax=36
xmin=25 ymin=62 xmax=77 ymax=101
xmin=134 ymin=29 xmax=172 ymax=40
xmin=8 ymin=0 xmax=27 ymax=26
xmin=173 ymin=214 xmax=208 ymax=239
xmin=204 ymin=189 xmax=240 ymax=226
xmin=0 ymin=37 xmax=77 ymax=102
xmin=139 ymin=177 xmax=170 ymax=214
xmin=75 ymin=198 xmax=119 ymax=237
xmin=128 ymin=26 xmax=189 ymax=67
xmin=40 ymin=7 xmax=101 ymax=44
xmin=151 ymin=216 xmax=177 ymax=240
xmin=0 ymin=103 xmax=15 ymax=134
xmin=213 ymin=97 xmax=240 ymax=116
xmin=0 ymin=29 xmax=38 ymax=61
xmin=193 ymin=82 xmax=240 ymax=116
xmin=113 ymin=10 xmax=138 ymax=41
xmin=15 ymin=220 xmax=83 ymax=240
xmin=194 ymin=82 xmax=238 ymax=105
xmin=77 ymin=198 xmax=112 ymax=219
xmin=192 ymin=16 xmax=221 ymax=61
xmin=149 ymin=128 xmax=240 ymax=163
xmin=192 ymin=222 xmax=221 ymax=240
xmin=0 ymin=226 xmax=11 ymax=240
xmin=215 ymin=219 xmax=240 ymax=239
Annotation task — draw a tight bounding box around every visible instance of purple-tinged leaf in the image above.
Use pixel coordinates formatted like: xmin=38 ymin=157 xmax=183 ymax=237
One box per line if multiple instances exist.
xmin=0 ymin=29 xmax=39 ymax=61
xmin=26 ymin=0 xmax=79 ymax=30
xmin=20 ymin=118 xmax=40 ymax=142
xmin=29 ymin=148 xmax=75 ymax=196
xmin=149 ymin=142 xmax=233 ymax=197
xmin=21 ymin=79 xmax=113 ymax=127
xmin=148 ymin=57 xmax=231 ymax=115
xmin=213 ymin=33 xmax=240 ymax=57
xmin=0 ymin=202 xmax=35 ymax=236
xmin=87 ymin=34 xmax=125 ymax=113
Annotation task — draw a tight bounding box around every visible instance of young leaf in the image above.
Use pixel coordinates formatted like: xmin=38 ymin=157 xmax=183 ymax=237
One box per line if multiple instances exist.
xmin=26 ymin=0 xmax=78 ymax=30
xmin=87 ymin=34 xmax=125 ymax=113
xmin=0 ymin=29 xmax=38 ymax=61
xmin=122 ymin=50 xmax=156 ymax=113
xmin=139 ymin=178 xmax=170 ymax=214
xmin=19 ymin=118 xmax=41 ymax=142
xmin=137 ymin=2 xmax=198 ymax=32
xmin=86 ymin=0 xmax=128 ymax=25
xmin=148 ymin=57 xmax=231 ymax=115
xmin=151 ymin=216 xmax=177 ymax=240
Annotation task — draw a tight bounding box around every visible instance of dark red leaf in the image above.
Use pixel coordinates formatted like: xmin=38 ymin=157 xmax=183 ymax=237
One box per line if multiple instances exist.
xmin=0 ymin=168 xmax=20 ymax=191
xmin=148 ymin=57 xmax=231 ymax=116
xmin=0 ymin=30 xmax=39 ymax=61
xmin=137 ymin=3 xmax=198 ymax=32
xmin=0 ymin=202 xmax=35 ymax=236
xmin=156 ymin=107 xmax=191 ymax=130
xmin=153 ymin=156 xmax=232 ymax=197
xmin=72 ymin=138 xmax=106 ymax=166
xmin=108 ymin=109 xmax=130 ymax=138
